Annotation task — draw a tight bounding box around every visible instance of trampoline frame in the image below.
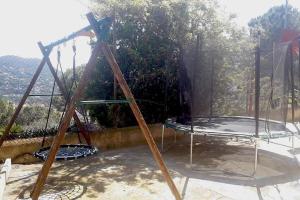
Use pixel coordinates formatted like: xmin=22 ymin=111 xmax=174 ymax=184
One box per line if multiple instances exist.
xmin=165 ymin=116 xmax=293 ymax=139
xmin=162 ymin=116 xmax=296 ymax=173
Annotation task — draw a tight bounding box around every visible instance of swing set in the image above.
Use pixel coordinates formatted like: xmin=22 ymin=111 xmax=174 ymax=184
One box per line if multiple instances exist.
xmin=0 ymin=13 xmax=181 ymax=200
xmin=33 ymin=34 xmax=97 ymax=160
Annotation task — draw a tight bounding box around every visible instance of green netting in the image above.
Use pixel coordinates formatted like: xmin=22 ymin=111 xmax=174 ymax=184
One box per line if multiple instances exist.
xmin=260 ymin=42 xmax=290 ymax=124
xmin=176 ymin=35 xmax=298 ymax=138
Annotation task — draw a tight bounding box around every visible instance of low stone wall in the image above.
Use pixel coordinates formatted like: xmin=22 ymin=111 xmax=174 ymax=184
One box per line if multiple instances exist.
xmin=0 ymin=124 xmax=176 ymax=164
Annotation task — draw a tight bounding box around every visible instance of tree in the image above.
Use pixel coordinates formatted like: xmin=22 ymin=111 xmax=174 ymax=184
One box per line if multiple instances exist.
xmin=14 ymin=104 xmax=61 ymax=130
xmin=248 ymin=5 xmax=300 ymax=120
xmin=248 ymin=5 xmax=300 ymax=52
xmin=0 ymin=98 xmax=13 ymax=127
xmin=0 ymin=99 xmax=61 ymax=135
xmin=68 ymin=0 xmax=254 ymax=127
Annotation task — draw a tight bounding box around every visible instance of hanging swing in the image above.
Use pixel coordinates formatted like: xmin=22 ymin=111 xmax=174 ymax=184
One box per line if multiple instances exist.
xmin=34 ymin=144 xmax=97 ymax=160
xmin=34 ymin=42 xmax=97 ymax=161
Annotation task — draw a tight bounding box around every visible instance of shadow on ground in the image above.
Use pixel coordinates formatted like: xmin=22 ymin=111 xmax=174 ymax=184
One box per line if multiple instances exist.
xmin=163 ymin=137 xmax=300 ymax=187
xmin=7 ymin=137 xmax=300 ymax=199
xmin=13 ymin=147 xmax=166 ymax=199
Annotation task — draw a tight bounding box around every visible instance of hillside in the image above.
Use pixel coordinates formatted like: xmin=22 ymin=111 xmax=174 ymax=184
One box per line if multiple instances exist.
xmin=0 ymin=55 xmax=53 ymax=104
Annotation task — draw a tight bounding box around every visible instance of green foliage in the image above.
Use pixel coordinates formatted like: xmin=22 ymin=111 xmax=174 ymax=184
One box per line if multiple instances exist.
xmin=249 ymin=5 xmax=300 ymax=52
xmin=0 ymin=98 xmax=14 ymax=127
xmin=0 ymin=126 xmax=21 ymax=136
xmin=10 ymin=124 xmax=23 ymax=134
xmin=15 ymin=105 xmax=61 ymax=130
xmin=0 ymin=100 xmax=20 ymax=135
xmin=0 ymin=98 xmax=61 ymax=137
xmin=0 ymin=102 xmax=61 ymax=134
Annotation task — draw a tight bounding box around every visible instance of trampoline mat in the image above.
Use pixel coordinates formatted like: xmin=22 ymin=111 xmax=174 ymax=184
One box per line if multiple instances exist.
xmin=166 ymin=116 xmax=293 ymax=138
xmin=34 ymin=144 xmax=98 ymax=161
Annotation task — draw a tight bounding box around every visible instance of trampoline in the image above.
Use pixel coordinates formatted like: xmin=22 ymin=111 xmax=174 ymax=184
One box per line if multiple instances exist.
xmin=34 ymin=144 xmax=98 ymax=161
xmin=158 ymin=28 xmax=300 ymax=176
xmin=162 ymin=116 xmax=296 ymax=170
xmin=165 ymin=116 xmax=293 ymax=139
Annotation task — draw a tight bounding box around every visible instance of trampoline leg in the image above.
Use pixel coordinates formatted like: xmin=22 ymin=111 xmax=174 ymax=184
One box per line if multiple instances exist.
xmin=161 ymin=124 xmax=165 ymax=152
xmin=292 ymin=133 xmax=295 ymax=154
xmin=190 ymin=131 xmax=194 ymax=166
xmin=254 ymin=138 xmax=258 ymax=175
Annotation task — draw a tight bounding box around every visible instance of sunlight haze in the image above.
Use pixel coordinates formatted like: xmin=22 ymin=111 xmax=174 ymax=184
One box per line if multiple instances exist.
xmin=1 ymin=0 xmax=300 ymax=69
xmin=219 ymin=0 xmax=300 ymax=27
xmin=0 ymin=0 xmax=91 ymax=69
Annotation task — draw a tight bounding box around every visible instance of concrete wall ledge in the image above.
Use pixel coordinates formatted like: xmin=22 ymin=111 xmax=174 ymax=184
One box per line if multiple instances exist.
xmin=0 ymin=123 xmax=177 ymax=164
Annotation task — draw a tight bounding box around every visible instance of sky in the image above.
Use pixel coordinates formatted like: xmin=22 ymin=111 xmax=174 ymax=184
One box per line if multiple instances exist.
xmin=219 ymin=0 xmax=300 ymax=26
xmin=1 ymin=0 xmax=300 ymax=70
xmin=0 ymin=0 xmax=92 ymax=69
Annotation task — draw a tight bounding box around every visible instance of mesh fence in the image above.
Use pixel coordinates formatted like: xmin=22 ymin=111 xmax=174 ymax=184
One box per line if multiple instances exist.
xmin=177 ymin=37 xmax=298 ymax=137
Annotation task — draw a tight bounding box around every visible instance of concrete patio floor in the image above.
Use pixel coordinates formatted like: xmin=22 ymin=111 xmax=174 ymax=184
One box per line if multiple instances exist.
xmin=4 ymin=135 xmax=300 ymax=200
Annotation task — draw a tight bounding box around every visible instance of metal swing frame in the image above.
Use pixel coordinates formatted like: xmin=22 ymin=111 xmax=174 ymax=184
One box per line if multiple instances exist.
xmin=0 ymin=13 xmax=181 ymax=200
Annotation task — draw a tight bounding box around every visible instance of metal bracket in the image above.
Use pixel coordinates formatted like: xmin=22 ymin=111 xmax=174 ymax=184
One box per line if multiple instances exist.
xmin=86 ymin=13 xmax=112 ymax=42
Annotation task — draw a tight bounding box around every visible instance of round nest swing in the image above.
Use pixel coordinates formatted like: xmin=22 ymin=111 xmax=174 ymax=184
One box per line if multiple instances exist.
xmin=34 ymin=144 xmax=98 ymax=161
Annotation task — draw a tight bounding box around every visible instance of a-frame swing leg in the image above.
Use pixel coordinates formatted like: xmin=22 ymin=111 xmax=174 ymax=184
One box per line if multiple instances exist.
xmin=0 ymin=54 xmax=49 ymax=148
xmin=38 ymin=43 xmax=91 ymax=145
xmin=87 ymin=12 xmax=180 ymax=199
xmin=30 ymin=42 xmax=103 ymax=200
xmin=100 ymin=44 xmax=181 ymax=200
xmin=31 ymin=12 xmax=180 ymax=200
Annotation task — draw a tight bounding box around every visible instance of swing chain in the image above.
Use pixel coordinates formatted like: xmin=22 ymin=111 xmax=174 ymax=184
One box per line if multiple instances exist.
xmin=57 ymin=46 xmax=61 ymax=64
xmin=41 ymin=46 xmax=62 ymax=147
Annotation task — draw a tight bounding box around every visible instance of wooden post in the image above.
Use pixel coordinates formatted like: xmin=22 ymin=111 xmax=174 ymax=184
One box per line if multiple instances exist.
xmin=38 ymin=42 xmax=91 ymax=145
xmin=30 ymin=42 xmax=103 ymax=200
xmin=100 ymin=44 xmax=181 ymax=200
xmin=0 ymin=56 xmax=48 ymax=148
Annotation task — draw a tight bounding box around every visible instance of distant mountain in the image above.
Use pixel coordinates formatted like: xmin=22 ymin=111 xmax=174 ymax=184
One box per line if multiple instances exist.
xmin=0 ymin=55 xmax=53 ymax=104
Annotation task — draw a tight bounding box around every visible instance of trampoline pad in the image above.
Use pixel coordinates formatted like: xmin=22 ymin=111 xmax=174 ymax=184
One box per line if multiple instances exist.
xmin=166 ymin=116 xmax=293 ymax=138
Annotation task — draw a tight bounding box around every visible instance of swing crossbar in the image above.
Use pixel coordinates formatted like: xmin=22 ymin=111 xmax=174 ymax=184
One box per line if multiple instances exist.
xmin=79 ymin=99 xmax=130 ymax=105
xmin=44 ymin=16 xmax=112 ymax=50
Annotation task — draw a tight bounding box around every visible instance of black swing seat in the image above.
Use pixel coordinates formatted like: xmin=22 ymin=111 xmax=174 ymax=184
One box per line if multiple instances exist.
xmin=34 ymin=144 xmax=98 ymax=161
